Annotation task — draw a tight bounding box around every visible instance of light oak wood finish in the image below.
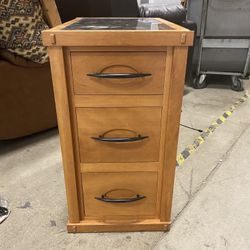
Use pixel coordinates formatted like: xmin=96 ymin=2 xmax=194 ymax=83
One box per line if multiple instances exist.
xmin=43 ymin=18 xmax=193 ymax=232
xmin=68 ymin=219 xmax=170 ymax=233
xmin=74 ymin=95 xmax=163 ymax=108
xmin=81 ymin=162 xmax=159 ymax=173
xmin=76 ymin=107 xmax=162 ymax=163
xmin=63 ymin=49 xmax=86 ymax=219
xmin=71 ymin=52 xmax=166 ymax=95
xmin=42 ymin=18 xmax=193 ymax=47
xmin=69 ymin=46 xmax=170 ymax=52
xmin=43 ymin=30 xmax=193 ymax=47
xmin=160 ymin=47 xmax=189 ymax=222
xmin=47 ymin=47 xmax=80 ymax=223
xmin=82 ymin=172 xmax=158 ymax=217
xmin=40 ymin=0 xmax=61 ymax=28
xmin=156 ymin=46 xmax=174 ymax=218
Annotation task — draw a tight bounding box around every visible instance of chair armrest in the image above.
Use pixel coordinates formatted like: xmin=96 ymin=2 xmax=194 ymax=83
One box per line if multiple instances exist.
xmin=139 ymin=3 xmax=187 ymax=24
xmin=181 ymin=20 xmax=197 ymax=32
xmin=40 ymin=0 xmax=61 ymax=27
xmin=0 ymin=50 xmax=45 ymax=68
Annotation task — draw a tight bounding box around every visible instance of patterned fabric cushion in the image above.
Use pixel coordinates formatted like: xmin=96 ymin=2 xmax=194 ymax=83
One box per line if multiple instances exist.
xmin=0 ymin=0 xmax=49 ymax=64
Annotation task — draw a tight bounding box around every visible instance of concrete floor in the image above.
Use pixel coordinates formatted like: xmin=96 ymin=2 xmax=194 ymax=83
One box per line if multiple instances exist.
xmin=0 ymin=79 xmax=250 ymax=250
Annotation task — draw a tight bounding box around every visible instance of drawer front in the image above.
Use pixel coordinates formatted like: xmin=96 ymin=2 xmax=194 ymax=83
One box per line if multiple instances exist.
xmin=71 ymin=52 xmax=166 ymax=95
xmin=82 ymin=172 xmax=158 ymax=217
xmin=76 ymin=107 xmax=162 ymax=163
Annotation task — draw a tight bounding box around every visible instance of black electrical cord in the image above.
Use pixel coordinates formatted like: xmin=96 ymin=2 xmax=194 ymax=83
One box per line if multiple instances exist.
xmin=180 ymin=123 xmax=203 ymax=133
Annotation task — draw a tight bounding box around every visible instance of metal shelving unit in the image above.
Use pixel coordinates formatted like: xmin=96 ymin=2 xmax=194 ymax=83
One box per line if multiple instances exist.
xmin=187 ymin=0 xmax=250 ymax=91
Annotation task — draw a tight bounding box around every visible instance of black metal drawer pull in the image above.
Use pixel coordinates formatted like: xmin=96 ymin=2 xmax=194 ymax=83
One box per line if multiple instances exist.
xmin=91 ymin=129 xmax=149 ymax=143
xmin=87 ymin=72 xmax=152 ymax=79
xmin=95 ymin=194 xmax=146 ymax=203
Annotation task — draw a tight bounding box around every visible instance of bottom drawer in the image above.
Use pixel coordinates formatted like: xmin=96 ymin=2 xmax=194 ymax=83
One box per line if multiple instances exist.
xmin=82 ymin=172 xmax=158 ymax=218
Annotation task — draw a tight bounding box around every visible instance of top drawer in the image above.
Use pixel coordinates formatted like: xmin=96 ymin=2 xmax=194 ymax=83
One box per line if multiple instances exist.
xmin=70 ymin=52 xmax=166 ymax=95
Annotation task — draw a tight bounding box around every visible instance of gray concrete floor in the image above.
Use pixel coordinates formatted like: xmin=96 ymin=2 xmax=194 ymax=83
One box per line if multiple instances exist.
xmin=0 ymin=79 xmax=250 ymax=250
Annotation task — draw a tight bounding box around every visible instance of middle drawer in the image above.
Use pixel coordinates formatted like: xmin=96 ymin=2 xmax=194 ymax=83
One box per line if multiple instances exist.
xmin=76 ymin=107 xmax=162 ymax=163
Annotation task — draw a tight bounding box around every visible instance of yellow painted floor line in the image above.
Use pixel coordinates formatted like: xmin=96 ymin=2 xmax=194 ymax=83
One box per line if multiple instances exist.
xmin=176 ymin=91 xmax=249 ymax=167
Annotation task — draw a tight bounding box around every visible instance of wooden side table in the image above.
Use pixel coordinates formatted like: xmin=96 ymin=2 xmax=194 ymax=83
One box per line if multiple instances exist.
xmin=42 ymin=18 xmax=193 ymax=233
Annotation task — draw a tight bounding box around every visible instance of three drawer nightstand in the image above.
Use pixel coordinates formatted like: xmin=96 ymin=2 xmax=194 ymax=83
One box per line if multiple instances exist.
xmin=42 ymin=18 xmax=193 ymax=233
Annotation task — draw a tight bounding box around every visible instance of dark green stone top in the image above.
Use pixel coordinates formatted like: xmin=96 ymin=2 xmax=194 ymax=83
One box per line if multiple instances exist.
xmin=63 ymin=18 xmax=173 ymax=31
